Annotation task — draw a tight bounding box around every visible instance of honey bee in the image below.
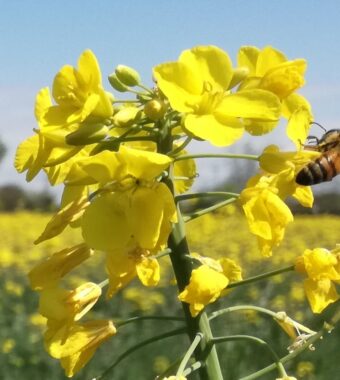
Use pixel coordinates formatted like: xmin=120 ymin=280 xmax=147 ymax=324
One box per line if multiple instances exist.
xmin=296 ymin=127 xmax=340 ymax=186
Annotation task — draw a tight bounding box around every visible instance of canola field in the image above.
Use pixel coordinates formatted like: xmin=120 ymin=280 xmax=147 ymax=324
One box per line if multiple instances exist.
xmin=0 ymin=209 xmax=339 ymax=379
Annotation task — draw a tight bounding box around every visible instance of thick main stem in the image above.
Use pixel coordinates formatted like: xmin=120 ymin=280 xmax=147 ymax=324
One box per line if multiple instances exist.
xmin=158 ymin=118 xmax=223 ymax=380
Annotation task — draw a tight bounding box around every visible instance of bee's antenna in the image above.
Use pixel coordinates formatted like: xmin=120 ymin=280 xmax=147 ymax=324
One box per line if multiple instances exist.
xmin=310 ymin=121 xmax=326 ymax=132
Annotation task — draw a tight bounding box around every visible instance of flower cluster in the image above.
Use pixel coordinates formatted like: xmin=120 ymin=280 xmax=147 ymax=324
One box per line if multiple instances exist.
xmin=15 ymin=45 xmax=328 ymax=378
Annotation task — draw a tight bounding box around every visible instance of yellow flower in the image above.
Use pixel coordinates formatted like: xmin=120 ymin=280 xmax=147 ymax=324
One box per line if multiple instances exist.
xmin=28 ymin=244 xmax=93 ymax=290
xmin=178 ymin=265 xmax=229 ymax=317
xmin=15 ymin=50 xmax=113 ymax=183
xmin=39 ymin=283 xmax=101 ymax=324
xmin=295 ymin=247 xmax=340 ymax=313
xmin=237 ymin=45 xmax=311 ymax=139
xmin=238 ymin=45 xmax=306 ymax=100
xmin=44 ymin=320 xmax=116 ymax=377
xmin=259 ymin=145 xmax=320 ymax=207
xmin=154 ymin=45 xmax=281 ymax=147
xmin=106 ymin=247 xmax=160 ymax=298
xmin=80 ymin=147 xmax=177 ymax=251
xmin=240 ymin=181 xmax=293 ymax=257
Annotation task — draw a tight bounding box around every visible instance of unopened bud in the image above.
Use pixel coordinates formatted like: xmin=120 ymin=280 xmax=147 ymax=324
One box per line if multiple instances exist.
xmin=112 ymin=107 xmax=141 ymax=128
xmin=66 ymin=122 xmax=109 ymax=146
xmin=115 ymin=64 xmax=141 ymax=87
xmin=108 ymin=73 xmax=129 ymax=92
xmin=144 ymin=99 xmax=167 ymax=121
xmin=228 ymin=66 xmax=250 ymax=89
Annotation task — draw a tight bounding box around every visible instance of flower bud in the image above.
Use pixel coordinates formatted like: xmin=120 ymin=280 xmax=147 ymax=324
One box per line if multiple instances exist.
xmin=228 ymin=66 xmax=250 ymax=89
xmin=144 ymin=99 xmax=167 ymax=121
xmin=108 ymin=73 xmax=129 ymax=92
xmin=66 ymin=122 xmax=109 ymax=146
xmin=115 ymin=64 xmax=141 ymax=86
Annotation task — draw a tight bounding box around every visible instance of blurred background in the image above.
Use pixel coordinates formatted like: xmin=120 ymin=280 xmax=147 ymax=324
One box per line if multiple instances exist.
xmin=1 ymin=1 xmax=340 ymax=379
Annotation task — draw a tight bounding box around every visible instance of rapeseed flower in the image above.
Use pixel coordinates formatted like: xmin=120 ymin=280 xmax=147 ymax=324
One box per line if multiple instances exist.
xmin=295 ymin=247 xmax=340 ymax=313
xmin=154 ymin=45 xmax=281 ymax=146
xmin=15 ymin=50 xmax=113 ymax=183
xmin=44 ymin=320 xmax=116 ymax=377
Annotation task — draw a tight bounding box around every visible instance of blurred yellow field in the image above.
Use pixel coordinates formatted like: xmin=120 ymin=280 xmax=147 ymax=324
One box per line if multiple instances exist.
xmin=1 ymin=209 xmax=339 ymax=379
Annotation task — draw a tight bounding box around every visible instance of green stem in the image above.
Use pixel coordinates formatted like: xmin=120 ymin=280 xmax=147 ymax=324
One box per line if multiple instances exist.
xmin=226 ymin=265 xmax=295 ymax=290
xmin=239 ymin=328 xmax=324 ymax=380
xmin=176 ymin=333 xmax=203 ymax=377
xmin=176 ymin=191 xmax=239 ymax=202
xmin=95 ymin=328 xmax=186 ymax=380
xmin=168 ymin=136 xmax=192 ymax=156
xmin=211 ymin=334 xmax=282 ymax=376
xmin=159 ymin=118 xmax=223 ymax=380
xmin=174 ymin=153 xmax=259 ymax=162
xmin=183 ymin=197 xmax=238 ymax=222
xmin=116 ymin=315 xmax=185 ymax=328
xmin=209 ymin=305 xmax=279 ymax=322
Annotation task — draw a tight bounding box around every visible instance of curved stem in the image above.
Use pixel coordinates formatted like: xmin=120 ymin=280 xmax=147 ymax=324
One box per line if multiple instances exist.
xmin=116 ymin=315 xmax=185 ymax=328
xmin=183 ymin=197 xmax=238 ymax=222
xmin=239 ymin=328 xmax=324 ymax=380
xmin=176 ymin=333 xmax=203 ymax=377
xmin=95 ymin=328 xmax=186 ymax=380
xmin=176 ymin=191 xmax=239 ymax=203
xmin=226 ymin=265 xmax=295 ymax=290
xmin=211 ymin=334 xmax=282 ymax=374
xmin=209 ymin=305 xmax=279 ymax=322
xmin=174 ymin=153 xmax=259 ymax=162
xmin=169 ymin=136 xmax=192 ymax=156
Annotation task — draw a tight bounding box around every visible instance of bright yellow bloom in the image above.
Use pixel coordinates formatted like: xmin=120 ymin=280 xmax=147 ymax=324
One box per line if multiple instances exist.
xmin=241 ymin=144 xmax=320 ymax=256
xmin=44 ymin=320 xmax=116 ymax=377
xmin=240 ymin=181 xmax=294 ymax=257
xmin=295 ymin=248 xmax=340 ymax=313
xmin=154 ymin=45 xmax=281 ymax=147
xmin=106 ymin=248 xmax=160 ymax=298
xmin=80 ymin=147 xmax=177 ymax=251
xmin=259 ymin=145 xmax=320 ymax=207
xmin=237 ymin=45 xmax=310 ymax=139
xmin=178 ymin=265 xmax=229 ymax=317
xmin=39 ymin=283 xmax=101 ymax=324
xmin=163 ymin=377 xmax=187 ymax=380
xmin=15 ymin=50 xmax=113 ymax=183
xmin=28 ymin=244 xmax=93 ymax=290
xmin=238 ymin=46 xmax=306 ymax=100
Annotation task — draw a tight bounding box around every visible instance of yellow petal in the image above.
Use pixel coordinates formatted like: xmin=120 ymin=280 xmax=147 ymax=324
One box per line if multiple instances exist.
xmin=184 ymin=113 xmax=244 ymax=147
xmin=106 ymin=250 xmax=136 ymax=297
xmin=217 ymin=89 xmax=281 ymax=120
xmin=286 ymin=107 xmax=313 ymax=148
xmin=304 ymin=278 xmax=339 ymax=313
xmin=256 ymin=46 xmax=287 ymax=76
xmin=28 ymin=244 xmax=93 ymax=290
xmin=81 ymin=192 xmax=130 ymax=251
xmin=120 ymin=145 xmax=172 ymax=180
xmin=237 ymin=46 xmax=260 ymax=76
xmin=45 ymin=320 xmax=116 ymax=377
xmin=136 ymin=257 xmax=160 ymax=286
xmin=35 ymin=197 xmax=89 ymax=244
xmin=179 ymin=45 xmax=233 ymax=91
xmin=178 ymin=265 xmax=229 ymax=317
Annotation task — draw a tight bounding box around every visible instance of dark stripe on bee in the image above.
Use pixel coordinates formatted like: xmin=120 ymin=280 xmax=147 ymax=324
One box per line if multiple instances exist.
xmin=296 ymin=155 xmax=334 ymax=185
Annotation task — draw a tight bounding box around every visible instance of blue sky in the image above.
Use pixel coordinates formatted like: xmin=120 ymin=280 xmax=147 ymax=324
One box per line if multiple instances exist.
xmin=1 ymin=0 xmax=340 ymax=192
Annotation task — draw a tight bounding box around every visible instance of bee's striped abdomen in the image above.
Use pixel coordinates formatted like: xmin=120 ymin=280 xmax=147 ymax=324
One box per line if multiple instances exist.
xmin=296 ymin=155 xmax=337 ymax=185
